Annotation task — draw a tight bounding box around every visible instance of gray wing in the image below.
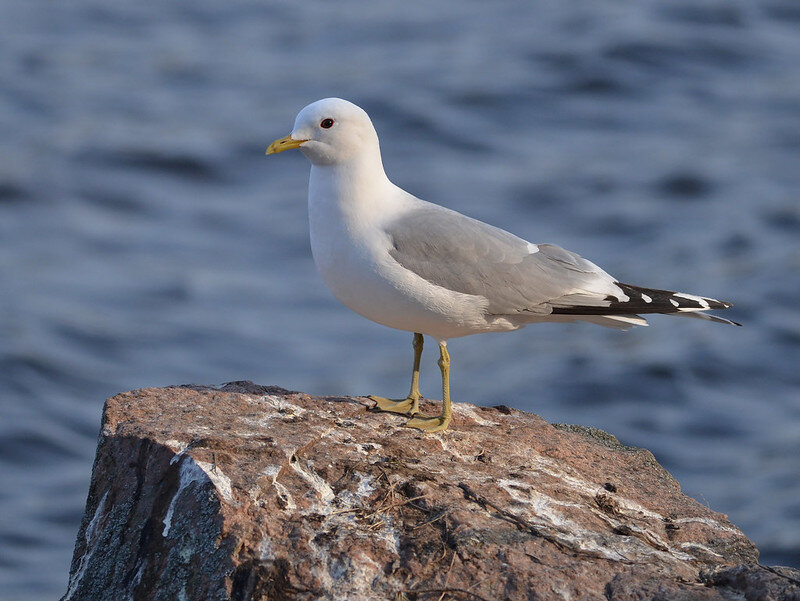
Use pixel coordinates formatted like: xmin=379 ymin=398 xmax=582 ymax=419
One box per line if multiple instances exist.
xmin=385 ymin=204 xmax=625 ymax=316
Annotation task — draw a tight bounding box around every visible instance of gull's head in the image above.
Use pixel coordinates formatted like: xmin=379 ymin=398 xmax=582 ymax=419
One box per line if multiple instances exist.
xmin=266 ymin=98 xmax=379 ymax=167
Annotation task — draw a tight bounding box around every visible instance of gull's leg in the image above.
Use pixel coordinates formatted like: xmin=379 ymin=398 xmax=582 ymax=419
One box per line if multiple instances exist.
xmin=370 ymin=333 xmax=423 ymax=415
xmin=404 ymin=341 xmax=452 ymax=433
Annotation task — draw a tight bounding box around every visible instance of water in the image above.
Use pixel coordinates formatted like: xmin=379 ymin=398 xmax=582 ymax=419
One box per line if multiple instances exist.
xmin=1 ymin=1 xmax=799 ymax=598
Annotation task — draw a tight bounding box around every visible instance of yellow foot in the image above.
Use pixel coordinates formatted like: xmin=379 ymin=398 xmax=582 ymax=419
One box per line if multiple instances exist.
xmin=369 ymin=395 xmax=420 ymax=415
xmin=404 ymin=413 xmax=451 ymax=433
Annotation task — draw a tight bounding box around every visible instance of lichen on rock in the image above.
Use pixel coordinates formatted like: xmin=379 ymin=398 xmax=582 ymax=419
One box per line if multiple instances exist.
xmin=62 ymin=382 xmax=800 ymax=601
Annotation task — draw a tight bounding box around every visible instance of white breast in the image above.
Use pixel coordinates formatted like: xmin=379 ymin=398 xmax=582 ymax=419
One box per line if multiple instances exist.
xmin=307 ymin=168 xmax=492 ymax=340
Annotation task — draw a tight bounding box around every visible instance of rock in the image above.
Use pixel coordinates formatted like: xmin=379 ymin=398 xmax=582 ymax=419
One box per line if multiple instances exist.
xmin=62 ymin=382 xmax=800 ymax=601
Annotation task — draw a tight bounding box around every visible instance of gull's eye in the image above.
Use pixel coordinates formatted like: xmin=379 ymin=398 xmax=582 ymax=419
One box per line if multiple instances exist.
xmin=320 ymin=118 xmax=334 ymax=129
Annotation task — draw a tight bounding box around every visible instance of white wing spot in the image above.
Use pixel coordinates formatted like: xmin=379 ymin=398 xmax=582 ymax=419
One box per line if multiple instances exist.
xmin=641 ymin=293 xmax=652 ymax=303
xmin=674 ymin=292 xmax=711 ymax=308
xmin=670 ymin=299 xmax=680 ymax=307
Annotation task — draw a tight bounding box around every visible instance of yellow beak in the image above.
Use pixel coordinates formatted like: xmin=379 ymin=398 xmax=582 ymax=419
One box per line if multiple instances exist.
xmin=266 ymin=134 xmax=308 ymax=155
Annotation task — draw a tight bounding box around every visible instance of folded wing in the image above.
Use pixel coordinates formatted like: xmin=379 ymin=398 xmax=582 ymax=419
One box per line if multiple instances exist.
xmin=386 ymin=203 xmax=738 ymax=327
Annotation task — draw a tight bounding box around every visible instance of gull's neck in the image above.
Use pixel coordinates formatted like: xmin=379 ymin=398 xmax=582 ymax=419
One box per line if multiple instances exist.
xmin=308 ymin=151 xmax=402 ymax=225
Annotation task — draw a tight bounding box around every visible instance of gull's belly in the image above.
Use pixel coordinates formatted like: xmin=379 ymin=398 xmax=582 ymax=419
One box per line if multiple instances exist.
xmin=309 ymin=222 xmax=493 ymax=339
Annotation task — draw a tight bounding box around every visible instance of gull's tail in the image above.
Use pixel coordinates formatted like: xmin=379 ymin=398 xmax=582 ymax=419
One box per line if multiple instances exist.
xmin=551 ymin=282 xmax=741 ymax=327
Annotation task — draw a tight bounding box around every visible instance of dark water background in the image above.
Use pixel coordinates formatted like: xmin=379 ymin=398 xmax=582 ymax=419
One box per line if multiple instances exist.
xmin=1 ymin=1 xmax=799 ymax=598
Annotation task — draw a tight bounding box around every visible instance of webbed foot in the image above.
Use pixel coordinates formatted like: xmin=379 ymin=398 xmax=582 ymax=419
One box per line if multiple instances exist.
xmin=404 ymin=412 xmax=451 ymax=433
xmin=369 ymin=395 xmax=420 ymax=416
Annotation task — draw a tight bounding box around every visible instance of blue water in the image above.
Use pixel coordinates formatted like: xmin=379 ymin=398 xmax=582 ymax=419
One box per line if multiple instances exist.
xmin=1 ymin=1 xmax=799 ymax=598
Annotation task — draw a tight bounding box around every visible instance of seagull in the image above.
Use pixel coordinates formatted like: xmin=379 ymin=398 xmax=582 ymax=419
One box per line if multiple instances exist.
xmin=266 ymin=98 xmax=738 ymax=433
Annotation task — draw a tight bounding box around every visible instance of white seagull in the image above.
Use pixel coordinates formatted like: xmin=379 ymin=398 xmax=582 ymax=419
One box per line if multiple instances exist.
xmin=267 ymin=98 xmax=738 ymax=433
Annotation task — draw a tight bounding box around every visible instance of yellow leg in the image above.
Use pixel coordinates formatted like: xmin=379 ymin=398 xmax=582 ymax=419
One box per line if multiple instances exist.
xmin=370 ymin=333 xmax=423 ymax=415
xmin=405 ymin=342 xmax=452 ymax=433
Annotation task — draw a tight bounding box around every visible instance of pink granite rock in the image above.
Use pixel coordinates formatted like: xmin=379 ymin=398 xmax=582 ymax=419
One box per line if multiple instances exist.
xmin=61 ymin=382 xmax=800 ymax=601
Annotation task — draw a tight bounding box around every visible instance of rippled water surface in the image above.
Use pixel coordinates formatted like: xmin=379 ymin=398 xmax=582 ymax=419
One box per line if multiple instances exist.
xmin=1 ymin=1 xmax=799 ymax=598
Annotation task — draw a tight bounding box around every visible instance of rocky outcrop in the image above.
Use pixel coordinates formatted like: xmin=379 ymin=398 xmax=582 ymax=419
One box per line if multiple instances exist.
xmin=62 ymin=382 xmax=800 ymax=601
